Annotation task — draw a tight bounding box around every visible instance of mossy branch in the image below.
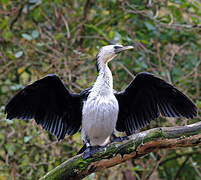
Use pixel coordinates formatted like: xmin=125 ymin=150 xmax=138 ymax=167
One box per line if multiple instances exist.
xmin=40 ymin=121 xmax=201 ymax=180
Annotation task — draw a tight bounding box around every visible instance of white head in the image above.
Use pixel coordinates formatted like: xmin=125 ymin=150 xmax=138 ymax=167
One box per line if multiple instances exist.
xmin=96 ymin=44 xmax=133 ymax=64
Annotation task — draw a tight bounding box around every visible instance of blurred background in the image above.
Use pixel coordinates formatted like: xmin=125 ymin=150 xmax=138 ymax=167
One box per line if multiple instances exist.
xmin=0 ymin=0 xmax=200 ymax=179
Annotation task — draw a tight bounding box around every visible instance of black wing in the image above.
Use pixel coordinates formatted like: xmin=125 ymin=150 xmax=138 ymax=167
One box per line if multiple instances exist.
xmin=115 ymin=72 xmax=197 ymax=135
xmin=5 ymin=74 xmax=89 ymax=140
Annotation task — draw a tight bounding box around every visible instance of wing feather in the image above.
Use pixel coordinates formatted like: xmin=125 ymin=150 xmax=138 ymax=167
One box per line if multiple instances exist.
xmin=5 ymin=74 xmax=89 ymax=140
xmin=115 ymin=72 xmax=197 ymax=135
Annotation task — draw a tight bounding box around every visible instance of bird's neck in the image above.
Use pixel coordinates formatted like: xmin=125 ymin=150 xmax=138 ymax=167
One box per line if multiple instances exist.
xmin=93 ymin=59 xmax=113 ymax=94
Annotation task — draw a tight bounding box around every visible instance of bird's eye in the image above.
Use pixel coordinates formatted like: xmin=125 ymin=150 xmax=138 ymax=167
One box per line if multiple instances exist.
xmin=114 ymin=46 xmax=122 ymax=49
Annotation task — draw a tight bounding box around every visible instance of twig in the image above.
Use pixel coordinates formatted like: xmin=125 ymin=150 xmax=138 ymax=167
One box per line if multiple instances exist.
xmin=61 ymin=15 xmax=70 ymax=39
xmin=124 ymin=2 xmax=201 ymax=31
xmin=190 ymin=157 xmax=201 ymax=178
xmin=10 ymin=2 xmax=25 ymax=30
xmin=174 ymin=155 xmax=190 ymax=179
xmin=146 ymin=151 xmax=167 ymax=179
xmin=160 ymin=150 xmax=201 ymax=166
xmin=118 ymin=62 xmax=135 ymax=78
xmin=77 ymin=0 xmax=94 ymax=44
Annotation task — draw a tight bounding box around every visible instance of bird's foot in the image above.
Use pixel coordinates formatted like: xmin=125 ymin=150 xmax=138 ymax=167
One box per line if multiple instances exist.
xmin=111 ymin=135 xmax=129 ymax=143
xmin=82 ymin=146 xmax=100 ymax=160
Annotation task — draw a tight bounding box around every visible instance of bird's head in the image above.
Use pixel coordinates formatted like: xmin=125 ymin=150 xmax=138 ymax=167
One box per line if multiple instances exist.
xmin=97 ymin=44 xmax=134 ymax=64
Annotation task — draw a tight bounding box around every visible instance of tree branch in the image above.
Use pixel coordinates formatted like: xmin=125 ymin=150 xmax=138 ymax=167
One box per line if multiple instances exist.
xmin=40 ymin=121 xmax=201 ymax=180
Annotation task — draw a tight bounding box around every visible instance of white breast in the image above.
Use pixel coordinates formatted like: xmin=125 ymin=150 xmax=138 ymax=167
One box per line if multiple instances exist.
xmin=82 ymin=61 xmax=119 ymax=146
xmin=82 ymin=90 xmax=119 ymax=146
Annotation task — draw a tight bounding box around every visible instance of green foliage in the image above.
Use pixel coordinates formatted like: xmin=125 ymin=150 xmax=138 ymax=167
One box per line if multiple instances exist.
xmin=0 ymin=0 xmax=200 ymax=179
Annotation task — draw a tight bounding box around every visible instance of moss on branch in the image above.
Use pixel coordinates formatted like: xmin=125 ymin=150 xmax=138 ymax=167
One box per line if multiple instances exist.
xmin=40 ymin=121 xmax=201 ymax=180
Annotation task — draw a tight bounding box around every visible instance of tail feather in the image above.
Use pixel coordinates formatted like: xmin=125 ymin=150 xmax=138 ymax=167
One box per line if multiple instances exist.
xmin=77 ymin=144 xmax=87 ymax=154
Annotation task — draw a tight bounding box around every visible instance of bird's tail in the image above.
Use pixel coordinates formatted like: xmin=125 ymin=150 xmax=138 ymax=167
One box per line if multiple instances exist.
xmin=77 ymin=144 xmax=87 ymax=154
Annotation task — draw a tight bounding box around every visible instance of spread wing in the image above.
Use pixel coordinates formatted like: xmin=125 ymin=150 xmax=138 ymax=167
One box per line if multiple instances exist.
xmin=115 ymin=72 xmax=197 ymax=135
xmin=5 ymin=74 xmax=89 ymax=140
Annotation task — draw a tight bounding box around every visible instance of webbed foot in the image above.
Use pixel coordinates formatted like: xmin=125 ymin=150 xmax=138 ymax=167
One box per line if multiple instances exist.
xmin=111 ymin=135 xmax=129 ymax=143
xmin=82 ymin=146 xmax=100 ymax=160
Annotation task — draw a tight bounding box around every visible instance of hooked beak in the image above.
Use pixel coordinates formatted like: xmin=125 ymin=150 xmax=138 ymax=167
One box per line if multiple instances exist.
xmin=115 ymin=46 xmax=134 ymax=54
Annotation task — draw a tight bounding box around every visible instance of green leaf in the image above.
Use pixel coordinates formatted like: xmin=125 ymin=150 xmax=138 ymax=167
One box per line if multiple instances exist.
xmin=196 ymin=101 xmax=201 ymax=108
xmin=1 ymin=0 xmax=9 ymax=5
xmin=5 ymin=143 xmax=16 ymax=156
xmin=15 ymin=51 xmax=23 ymax=58
xmin=55 ymin=33 xmax=63 ymax=40
xmin=1 ymin=86 xmax=9 ymax=93
xmin=3 ymin=30 xmax=12 ymax=41
xmin=113 ymin=31 xmax=122 ymax=42
xmin=32 ymin=30 xmax=39 ymax=38
xmin=144 ymin=22 xmax=155 ymax=30
xmin=20 ymin=72 xmax=30 ymax=84
xmin=36 ymin=42 xmax=44 ymax=47
xmin=22 ymin=33 xmax=32 ymax=41
xmin=4 ymin=119 xmax=13 ymax=124
xmin=24 ymin=136 xmax=32 ymax=143
xmin=29 ymin=0 xmax=41 ymax=3
xmin=10 ymin=84 xmax=23 ymax=91
xmin=133 ymin=165 xmax=143 ymax=171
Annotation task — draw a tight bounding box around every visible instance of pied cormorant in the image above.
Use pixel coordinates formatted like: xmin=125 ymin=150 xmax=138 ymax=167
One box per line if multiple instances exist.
xmin=5 ymin=45 xmax=197 ymax=159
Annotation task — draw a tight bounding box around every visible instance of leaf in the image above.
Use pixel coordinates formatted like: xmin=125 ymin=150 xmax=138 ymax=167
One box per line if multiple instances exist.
xmin=3 ymin=30 xmax=12 ymax=41
xmin=10 ymin=84 xmax=23 ymax=91
xmin=29 ymin=0 xmax=41 ymax=3
xmin=17 ymin=66 xmax=25 ymax=74
xmin=55 ymin=33 xmax=63 ymax=40
xmin=22 ymin=33 xmax=32 ymax=41
xmin=4 ymin=119 xmax=13 ymax=124
xmin=144 ymin=22 xmax=155 ymax=30
xmin=113 ymin=31 xmax=122 ymax=42
xmin=15 ymin=51 xmax=23 ymax=58
xmin=0 ymin=175 xmax=6 ymax=180
xmin=1 ymin=0 xmax=9 ymax=5
xmin=1 ymin=86 xmax=9 ymax=93
xmin=5 ymin=143 xmax=16 ymax=156
xmin=136 ymin=39 xmax=150 ymax=45
xmin=32 ymin=30 xmax=39 ymax=38
xmin=24 ymin=136 xmax=32 ymax=143
xmin=196 ymin=101 xmax=201 ymax=108
xmin=20 ymin=72 xmax=30 ymax=84
xmin=36 ymin=42 xmax=44 ymax=47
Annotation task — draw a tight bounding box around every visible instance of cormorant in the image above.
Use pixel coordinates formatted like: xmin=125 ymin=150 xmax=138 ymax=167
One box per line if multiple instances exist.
xmin=5 ymin=45 xmax=197 ymax=159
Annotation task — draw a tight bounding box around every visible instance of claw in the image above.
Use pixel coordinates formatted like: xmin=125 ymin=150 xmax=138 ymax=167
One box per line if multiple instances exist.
xmin=82 ymin=146 xmax=100 ymax=160
xmin=103 ymin=147 xmax=107 ymax=153
xmin=111 ymin=135 xmax=129 ymax=143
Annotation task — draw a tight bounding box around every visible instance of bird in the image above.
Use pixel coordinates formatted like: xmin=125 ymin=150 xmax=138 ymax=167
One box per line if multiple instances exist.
xmin=5 ymin=44 xmax=197 ymax=159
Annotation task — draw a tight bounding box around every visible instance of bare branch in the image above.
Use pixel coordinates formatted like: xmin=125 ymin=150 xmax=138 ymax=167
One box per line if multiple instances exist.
xmin=40 ymin=121 xmax=201 ymax=180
